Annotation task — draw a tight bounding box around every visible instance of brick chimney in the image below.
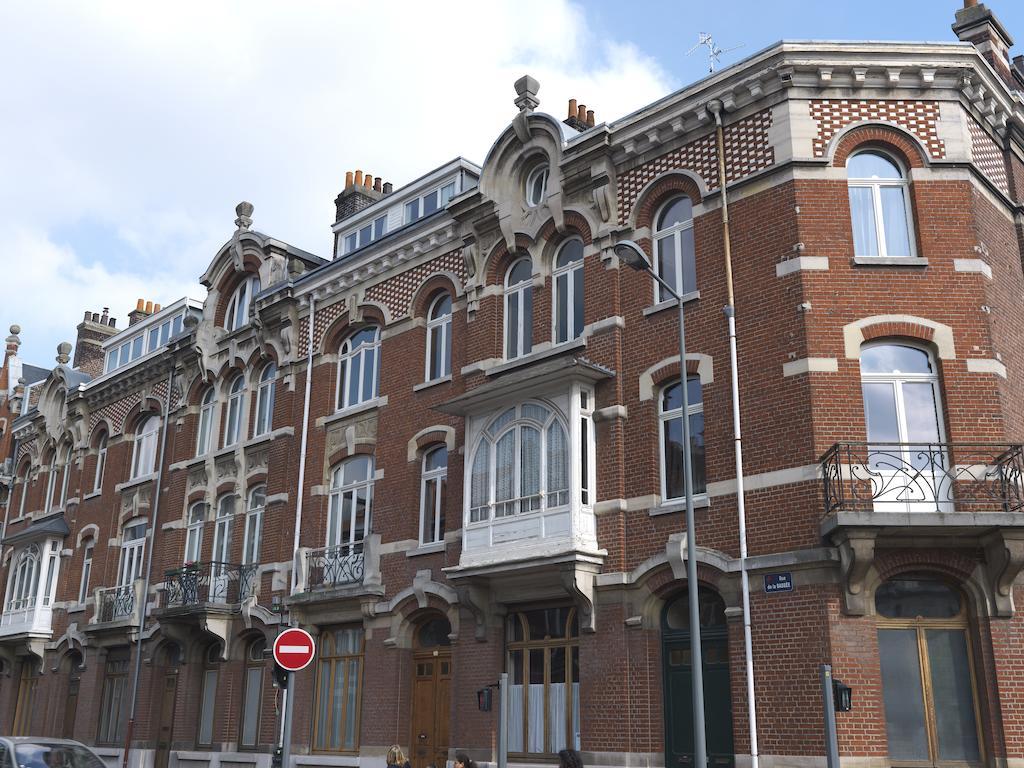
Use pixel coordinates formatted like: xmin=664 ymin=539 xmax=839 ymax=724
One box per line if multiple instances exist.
xmin=74 ymin=308 xmax=118 ymax=378
xmin=334 ymin=170 xmax=393 ymax=225
xmin=128 ymin=298 xmax=156 ymax=327
xmin=953 ymin=1 xmax=1016 ymax=89
xmin=563 ymin=99 xmax=597 ymax=133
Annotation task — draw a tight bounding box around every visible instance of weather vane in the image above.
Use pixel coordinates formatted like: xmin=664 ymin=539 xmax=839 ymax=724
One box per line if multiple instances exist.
xmin=687 ymin=33 xmax=744 ymax=73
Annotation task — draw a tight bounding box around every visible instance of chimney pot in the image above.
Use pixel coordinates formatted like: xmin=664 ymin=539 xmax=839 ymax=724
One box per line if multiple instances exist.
xmin=365 ymin=174 xmax=374 ymax=189
xmin=136 ymin=298 xmax=145 ymax=311
xmin=964 ymin=0 xmax=977 ymax=6
xmin=144 ymin=300 xmax=153 ymax=313
xmin=345 ymin=170 xmax=354 ymax=189
xmin=578 ymin=104 xmax=587 ymax=122
xmin=108 ymin=318 xmax=116 ymax=328
xmin=154 ymin=304 xmax=161 ymax=313
xmin=374 ymin=177 xmax=382 ymax=192
xmin=354 ymin=170 xmax=364 ymax=186
xmin=83 ymin=311 xmax=91 ymax=321
xmin=586 ymin=109 xmax=595 ymax=127
xmin=383 ymin=182 xmax=393 ymax=194
xmin=568 ymin=99 xmax=577 ymax=119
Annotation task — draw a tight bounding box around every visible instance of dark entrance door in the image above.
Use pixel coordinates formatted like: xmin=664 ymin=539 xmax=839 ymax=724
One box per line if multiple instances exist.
xmin=62 ymin=653 xmax=83 ymax=738
xmin=662 ymin=588 xmax=734 ymax=768
xmin=410 ymin=617 xmax=452 ymax=768
xmin=153 ymin=644 xmax=181 ymax=768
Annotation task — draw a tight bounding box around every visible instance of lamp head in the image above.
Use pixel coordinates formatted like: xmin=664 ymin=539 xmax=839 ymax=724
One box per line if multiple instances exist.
xmin=613 ymin=240 xmax=652 ymax=272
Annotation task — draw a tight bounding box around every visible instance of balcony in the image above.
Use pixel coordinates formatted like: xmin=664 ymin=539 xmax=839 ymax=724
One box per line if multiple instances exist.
xmin=0 ymin=596 xmax=53 ymax=640
xmin=86 ymin=583 xmax=143 ymax=633
xmin=288 ymin=535 xmax=383 ymax=615
xmin=160 ymin=561 xmax=258 ymax=609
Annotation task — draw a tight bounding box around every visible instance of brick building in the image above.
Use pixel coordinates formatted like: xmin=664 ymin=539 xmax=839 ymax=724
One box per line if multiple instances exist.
xmin=2 ymin=2 xmax=1024 ymax=768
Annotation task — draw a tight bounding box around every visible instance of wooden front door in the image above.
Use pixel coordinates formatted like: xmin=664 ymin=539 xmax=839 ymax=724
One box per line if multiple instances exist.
xmin=62 ymin=664 xmax=81 ymax=738
xmin=411 ymin=651 xmax=451 ymax=768
xmin=153 ymin=669 xmax=178 ymax=768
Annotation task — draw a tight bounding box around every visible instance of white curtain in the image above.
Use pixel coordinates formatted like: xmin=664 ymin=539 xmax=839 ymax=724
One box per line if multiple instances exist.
xmin=528 ymin=684 xmax=545 ymax=753
xmin=508 ymin=684 xmax=524 ymax=752
xmin=496 ymin=432 xmax=514 ymax=509
xmin=546 ymin=422 xmax=568 ymax=498
xmin=848 ymin=187 xmax=878 ymax=256
xmin=548 ymin=682 xmax=568 ymax=753
xmin=881 ymin=186 xmax=911 ymax=257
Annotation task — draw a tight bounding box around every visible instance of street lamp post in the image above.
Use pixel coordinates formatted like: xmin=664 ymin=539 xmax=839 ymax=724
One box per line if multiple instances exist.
xmin=614 ymin=240 xmax=707 ymax=768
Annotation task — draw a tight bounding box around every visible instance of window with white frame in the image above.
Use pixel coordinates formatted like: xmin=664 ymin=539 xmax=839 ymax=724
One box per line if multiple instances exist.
xmin=225 ymin=274 xmax=262 ymax=332
xmin=405 ymin=181 xmax=457 ymax=224
xmin=254 ymin=363 xmax=276 ymax=436
xmin=659 ymin=376 xmax=706 ymax=499
xmin=419 ymin=446 xmax=447 ymax=545
xmin=93 ymin=431 xmax=108 ymax=492
xmin=212 ymin=495 xmax=234 ymax=565
xmin=223 ymin=375 xmax=246 ymax=447
xmin=243 ymin=486 xmax=265 ymax=565
xmin=78 ymin=539 xmax=94 ymax=603
xmin=131 ymin=415 xmax=160 ymax=479
xmin=425 ymin=294 xmax=452 ymax=381
xmin=196 ymin=387 xmax=215 ymax=455
xmin=525 ymin=164 xmax=549 ymax=208
xmin=327 ymin=456 xmax=373 ymax=550
xmin=337 ymin=327 xmax=380 ymax=410
xmin=847 ymin=151 xmax=915 ymax=259
xmin=44 ymin=451 xmax=58 ymax=512
xmin=553 ymin=238 xmax=584 ymax=344
xmin=117 ymin=520 xmax=147 ymax=587
xmin=6 ymin=545 xmax=40 ymax=612
xmin=504 ymin=258 xmax=533 ymax=360
xmin=654 ymin=196 xmax=697 ymax=302
xmin=342 ymin=214 xmax=387 ymax=255
xmin=185 ymin=502 xmax=206 ymax=564
xmin=16 ymin=461 xmax=29 ymax=518
xmin=104 ymin=313 xmax=185 ymax=374
xmin=57 ymin=443 xmax=71 ymax=508
xmin=469 ymin=402 xmax=569 ymax=522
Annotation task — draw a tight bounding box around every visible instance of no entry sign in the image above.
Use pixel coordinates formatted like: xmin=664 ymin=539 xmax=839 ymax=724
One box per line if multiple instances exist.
xmin=274 ymin=628 xmax=316 ymax=672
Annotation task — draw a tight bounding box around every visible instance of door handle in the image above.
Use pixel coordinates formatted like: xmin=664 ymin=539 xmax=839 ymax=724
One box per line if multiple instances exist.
xmin=418 ymin=733 xmax=427 ymax=740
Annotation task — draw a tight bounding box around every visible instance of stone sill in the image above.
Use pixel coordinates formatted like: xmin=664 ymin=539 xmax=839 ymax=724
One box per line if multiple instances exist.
xmin=413 ymin=374 xmax=452 ymax=393
xmin=642 ymin=291 xmax=700 ymax=318
xmin=114 ymin=474 xmax=156 ymax=493
xmin=852 ymin=256 xmax=928 ymax=267
xmin=317 ymin=397 xmax=388 ymax=428
xmin=405 ymin=541 xmax=445 ymax=558
xmin=649 ymin=495 xmax=711 ymax=517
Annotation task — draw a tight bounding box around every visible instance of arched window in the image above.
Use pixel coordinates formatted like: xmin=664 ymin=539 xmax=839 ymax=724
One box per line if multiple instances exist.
xmin=553 ymin=238 xmax=584 ymax=344
xmin=659 ymin=376 xmax=706 ymax=500
xmin=225 ymin=274 xmax=262 ymax=332
xmin=198 ymin=643 xmax=221 ymax=745
xmin=16 ymin=460 xmax=30 ymax=518
xmin=654 ymin=196 xmax=697 ymax=302
xmin=876 ymin=576 xmax=981 ymax=763
xmin=58 ymin=443 xmax=72 ymax=507
xmin=240 ymin=636 xmax=267 ymax=748
xmin=506 ymin=607 xmax=580 ymax=754
xmin=328 ymin=456 xmax=374 ymax=550
xmin=223 ymin=375 xmax=246 ymax=447
xmin=243 ymin=485 xmax=265 ymax=565
xmin=337 ymin=327 xmax=380 ymax=410
xmin=504 ymin=259 xmax=533 ymax=360
xmin=425 ymin=294 xmax=452 ymax=381
xmin=469 ymin=402 xmax=568 ymax=522
xmin=196 ymin=387 xmax=215 ymax=456
xmin=78 ymin=537 xmax=94 ymax=604
xmin=847 ymin=151 xmax=915 ymax=258
xmin=526 ymin=164 xmax=549 ymax=208
xmin=117 ymin=519 xmax=147 ymax=588
xmin=93 ymin=431 xmax=108 ymax=492
xmin=253 ymin=363 xmax=277 ymax=436
xmin=44 ymin=450 xmax=58 ymax=512
xmin=313 ymin=628 xmax=364 ymax=752
xmin=6 ymin=545 xmax=40 ymax=611
xmin=419 ymin=445 xmax=447 ymax=545
xmin=185 ymin=502 xmax=207 ymax=564
xmin=131 ymin=415 xmax=160 ymax=479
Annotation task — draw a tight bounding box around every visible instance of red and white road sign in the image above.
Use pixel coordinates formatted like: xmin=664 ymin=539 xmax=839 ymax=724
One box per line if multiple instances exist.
xmin=274 ymin=628 xmax=316 ymax=672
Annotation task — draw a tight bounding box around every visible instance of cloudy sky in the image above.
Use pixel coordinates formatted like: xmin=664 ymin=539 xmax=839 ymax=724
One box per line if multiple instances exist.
xmin=2 ymin=1 xmax=1021 ymax=366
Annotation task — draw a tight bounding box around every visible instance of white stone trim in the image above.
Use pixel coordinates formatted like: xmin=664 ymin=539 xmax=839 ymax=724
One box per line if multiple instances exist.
xmin=842 ymin=315 xmax=956 ymax=359
xmin=638 ymin=353 xmax=714 ymax=401
xmin=965 ymin=358 xmax=1007 ymax=378
xmin=953 ymin=258 xmax=993 ymax=279
xmin=406 ymin=424 xmax=456 ymax=462
xmin=775 ymin=256 xmax=829 ymax=276
xmin=782 ymin=357 xmax=839 ymax=377
xmin=706 ymin=463 xmax=820 ymax=498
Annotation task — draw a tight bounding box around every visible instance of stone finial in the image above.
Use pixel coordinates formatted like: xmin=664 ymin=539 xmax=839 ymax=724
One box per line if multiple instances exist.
xmin=56 ymin=342 xmax=72 ymax=365
xmin=10 ymin=324 xmax=20 ymax=336
xmin=514 ymin=74 xmax=540 ymax=113
xmin=235 ymin=201 xmax=254 ymax=232
xmin=6 ymin=325 xmax=20 ymax=353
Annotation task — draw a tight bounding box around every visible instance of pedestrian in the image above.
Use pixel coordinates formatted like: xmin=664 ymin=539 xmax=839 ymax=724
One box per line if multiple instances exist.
xmin=454 ymin=752 xmax=476 ymax=768
xmin=386 ymin=746 xmax=411 ymax=768
xmin=558 ymin=749 xmax=583 ymax=768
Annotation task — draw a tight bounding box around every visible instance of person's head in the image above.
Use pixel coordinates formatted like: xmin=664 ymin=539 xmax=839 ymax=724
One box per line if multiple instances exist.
xmin=454 ymin=752 xmax=475 ymax=768
xmin=558 ymin=749 xmax=583 ymax=768
xmin=386 ymin=746 xmax=406 ymax=766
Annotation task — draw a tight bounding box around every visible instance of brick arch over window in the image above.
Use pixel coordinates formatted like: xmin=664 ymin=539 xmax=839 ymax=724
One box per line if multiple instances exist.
xmin=406 ymin=425 xmax=456 ymax=462
xmin=484 ymin=234 xmax=536 ymax=285
xmin=639 ymin=353 xmax=714 ymax=402
xmin=842 ymin=315 xmax=955 ymax=360
xmin=320 ymin=306 xmax=385 ymax=357
xmin=631 ymin=171 xmax=705 ymax=232
xmin=867 ymin=551 xmax=995 ymax=618
xmin=831 ymin=124 xmax=929 ymax=169
xmin=410 ymin=274 xmax=461 ymax=320
xmin=537 ymin=210 xmax=595 ymax=247
xmin=326 ymin=439 xmax=376 ymax=472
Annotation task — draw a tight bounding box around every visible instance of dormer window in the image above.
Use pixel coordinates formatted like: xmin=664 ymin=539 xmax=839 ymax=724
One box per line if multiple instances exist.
xmin=342 ymin=214 xmax=388 ymax=255
xmin=225 ymin=275 xmax=261 ymax=332
xmin=526 ymin=164 xmax=548 ymax=208
xmin=405 ymin=181 xmax=457 ymax=224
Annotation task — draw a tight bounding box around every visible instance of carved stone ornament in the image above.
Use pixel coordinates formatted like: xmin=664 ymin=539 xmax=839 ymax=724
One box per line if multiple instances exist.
xmin=983 ymin=530 xmax=1024 ymax=617
xmin=835 ymin=529 xmax=877 ymax=615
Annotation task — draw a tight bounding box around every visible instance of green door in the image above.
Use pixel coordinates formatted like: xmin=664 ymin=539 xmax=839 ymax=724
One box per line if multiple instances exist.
xmin=662 ymin=589 xmax=735 ymax=768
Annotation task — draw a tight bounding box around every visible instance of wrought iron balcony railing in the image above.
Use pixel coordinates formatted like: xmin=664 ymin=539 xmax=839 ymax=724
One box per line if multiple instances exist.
xmin=96 ymin=584 xmax=136 ymax=623
xmin=821 ymin=442 xmax=1024 ymax=517
xmin=306 ymin=541 xmax=365 ymax=589
xmin=162 ymin=561 xmax=258 ymax=608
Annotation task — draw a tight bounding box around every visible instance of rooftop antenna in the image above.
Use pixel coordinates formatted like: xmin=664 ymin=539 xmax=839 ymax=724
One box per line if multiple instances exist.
xmin=687 ymin=32 xmax=744 ymax=73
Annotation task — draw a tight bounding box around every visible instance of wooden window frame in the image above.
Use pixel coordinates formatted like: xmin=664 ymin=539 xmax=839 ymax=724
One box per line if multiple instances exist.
xmin=311 ymin=627 xmax=365 ymax=754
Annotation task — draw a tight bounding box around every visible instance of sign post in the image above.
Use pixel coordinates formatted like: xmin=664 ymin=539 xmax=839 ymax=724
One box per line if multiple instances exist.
xmin=274 ymin=628 xmax=316 ymax=768
xmin=820 ymin=664 xmax=840 ymax=768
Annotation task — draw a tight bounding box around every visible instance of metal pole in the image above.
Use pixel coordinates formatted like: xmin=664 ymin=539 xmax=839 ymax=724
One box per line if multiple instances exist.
xmin=677 ymin=294 xmax=707 ymax=768
xmin=820 ymin=664 xmax=840 ymax=768
xmin=123 ymin=367 xmax=174 ymax=768
xmin=281 ymin=671 xmax=296 ymax=768
xmin=290 ymin=294 xmax=315 ymax=593
xmin=498 ymin=672 xmax=508 ymax=768
xmin=710 ymin=98 xmax=759 ymax=768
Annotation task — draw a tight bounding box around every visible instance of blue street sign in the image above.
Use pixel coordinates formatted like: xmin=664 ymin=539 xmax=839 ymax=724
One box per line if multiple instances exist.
xmin=764 ymin=572 xmax=793 ymax=593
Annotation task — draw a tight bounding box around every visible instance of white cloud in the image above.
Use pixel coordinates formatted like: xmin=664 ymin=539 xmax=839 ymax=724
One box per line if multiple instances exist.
xmin=0 ymin=0 xmax=673 ymax=365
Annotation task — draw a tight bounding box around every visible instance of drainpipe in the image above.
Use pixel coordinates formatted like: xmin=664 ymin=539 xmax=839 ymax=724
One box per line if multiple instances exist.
xmin=709 ymin=98 xmax=759 ymax=768
xmin=290 ymin=293 xmax=315 ymax=595
xmin=122 ymin=366 xmax=174 ymax=768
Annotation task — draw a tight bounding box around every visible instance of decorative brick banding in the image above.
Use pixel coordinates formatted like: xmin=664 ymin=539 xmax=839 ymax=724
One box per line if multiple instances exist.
xmin=810 ymin=99 xmax=945 ymax=159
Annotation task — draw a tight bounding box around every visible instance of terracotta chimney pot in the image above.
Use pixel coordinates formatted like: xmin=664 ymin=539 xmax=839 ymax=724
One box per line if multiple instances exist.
xmin=354 ymin=170 xmax=364 ymax=186
xmin=136 ymin=298 xmax=145 ymax=311
xmin=586 ymin=109 xmax=595 ymax=127
xmin=345 ymin=171 xmax=354 ymax=189
xmin=568 ymin=99 xmax=577 ymax=119
xmin=365 ymin=174 xmax=374 ymax=189
xmin=374 ymin=178 xmax=383 ymax=192
xmin=578 ymin=104 xmax=587 ymax=122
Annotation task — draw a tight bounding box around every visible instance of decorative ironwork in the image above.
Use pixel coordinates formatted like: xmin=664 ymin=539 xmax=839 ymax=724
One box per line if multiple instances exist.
xmin=307 ymin=542 xmax=365 ymax=589
xmin=162 ymin=561 xmax=257 ymax=608
xmin=97 ymin=585 xmax=135 ymax=623
xmin=821 ymin=442 xmax=1024 ymax=516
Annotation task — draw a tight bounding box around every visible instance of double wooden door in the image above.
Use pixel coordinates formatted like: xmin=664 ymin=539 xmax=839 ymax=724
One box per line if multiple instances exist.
xmin=153 ymin=669 xmax=178 ymax=768
xmin=410 ymin=650 xmax=451 ymax=768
